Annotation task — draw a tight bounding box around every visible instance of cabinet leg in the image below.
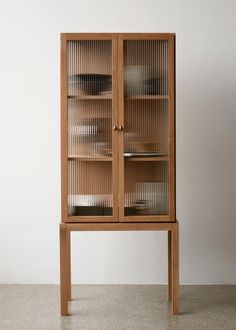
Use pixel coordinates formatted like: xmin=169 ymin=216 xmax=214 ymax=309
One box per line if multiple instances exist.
xmin=168 ymin=230 xmax=172 ymax=301
xmin=66 ymin=230 xmax=71 ymax=301
xmin=60 ymin=224 xmax=70 ymax=316
xmin=171 ymin=224 xmax=179 ymax=315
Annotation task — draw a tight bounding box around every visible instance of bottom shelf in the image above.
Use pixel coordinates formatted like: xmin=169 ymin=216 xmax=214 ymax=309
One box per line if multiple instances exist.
xmin=124 ymin=207 xmax=167 ymax=216
xmin=71 ymin=206 xmax=112 ymax=216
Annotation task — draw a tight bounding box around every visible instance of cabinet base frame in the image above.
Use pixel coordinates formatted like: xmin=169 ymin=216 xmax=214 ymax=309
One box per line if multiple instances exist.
xmin=60 ymin=220 xmax=179 ymax=316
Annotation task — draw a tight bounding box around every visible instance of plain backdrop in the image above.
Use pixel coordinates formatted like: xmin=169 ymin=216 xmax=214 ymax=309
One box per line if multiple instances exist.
xmin=0 ymin=0 xmax=236 ymax=284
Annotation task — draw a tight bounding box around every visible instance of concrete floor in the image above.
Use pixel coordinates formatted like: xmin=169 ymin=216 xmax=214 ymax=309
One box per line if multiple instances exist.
xmin=0 ymin=285 xmax=235 ymax=329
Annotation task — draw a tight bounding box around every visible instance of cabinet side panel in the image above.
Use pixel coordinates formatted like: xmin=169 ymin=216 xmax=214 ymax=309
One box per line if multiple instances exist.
xmin=168 ymin=36 xmax=176 ymax=220
xmin=61 ymin=36 xmax=68 ymax=221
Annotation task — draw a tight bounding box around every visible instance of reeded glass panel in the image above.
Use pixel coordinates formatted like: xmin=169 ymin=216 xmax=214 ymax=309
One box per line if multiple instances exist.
xmin=67 ymin=40 xmax=112 ymax=158
xmin=68 ymin=99 xmax=112 ymax=157
xmin=124 ymin=161 xmax=168 ymax=216
xmin=123 ymin=40 xmax=169 ymax=216
xmin=68 ymin=160 xmax=112 ymax=216
xmin=67 ymin=40 xmax=113 ymax=216
xmin=124 ymin=40 xmax=168 ymax=97
xmin=124 ymin=99 xmax=168 ymax=156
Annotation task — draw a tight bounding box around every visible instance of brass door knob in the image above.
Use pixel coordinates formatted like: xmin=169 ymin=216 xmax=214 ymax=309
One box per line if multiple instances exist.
xmin=113 ymin=125 xmax=118 ymax=131
xmin=118 ymin=126 xmax=124 ymax=131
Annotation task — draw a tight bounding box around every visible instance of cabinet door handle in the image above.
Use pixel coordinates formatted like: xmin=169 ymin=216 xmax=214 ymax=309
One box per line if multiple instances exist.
xmin=118 ymin=125 xmax=124 ymax=131
xmin=113 ymin=125 xmax=118 ymax=131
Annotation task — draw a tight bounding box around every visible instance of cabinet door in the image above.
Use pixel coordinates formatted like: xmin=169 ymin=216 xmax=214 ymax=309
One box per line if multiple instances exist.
xmin=118 ymin=34 xmax=175 ymax=222
xmin=61 ymin=34 xmax=118 ymax=222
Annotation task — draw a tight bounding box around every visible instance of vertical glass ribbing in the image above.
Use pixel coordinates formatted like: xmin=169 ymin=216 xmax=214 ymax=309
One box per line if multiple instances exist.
xmin=67 ymin=40 xmax=113 ymax=216
xmin=124 ymin=161 xmax=168 ymax=215
xmin=67 ymin=40 xmax=112 ymax=158
xmin=123 ymin=40 xmax=169 ymax=216
xmin=124 ymin=40 xmax=168 ymax=96
xmin=68 ymin=160 xmax=113 ymax=216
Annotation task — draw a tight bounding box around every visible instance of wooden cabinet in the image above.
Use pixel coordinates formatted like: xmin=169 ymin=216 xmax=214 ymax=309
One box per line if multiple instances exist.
xmin=61 ymin=33 xmax=175 ymax=223
xmin=60 ymin=33 xmax=179 ymax=316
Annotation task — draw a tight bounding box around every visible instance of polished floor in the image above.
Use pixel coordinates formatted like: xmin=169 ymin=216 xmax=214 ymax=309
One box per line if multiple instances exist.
xmin=0 ymin=285 xmax=235 ymax=329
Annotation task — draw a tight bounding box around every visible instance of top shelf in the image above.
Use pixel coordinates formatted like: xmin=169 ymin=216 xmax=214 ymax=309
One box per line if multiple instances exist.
xmin=68 ymin=95 xmax=112 ymax=100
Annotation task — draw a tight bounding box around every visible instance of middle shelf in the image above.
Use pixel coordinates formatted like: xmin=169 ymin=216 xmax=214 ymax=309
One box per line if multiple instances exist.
xmin=68 ymin=155 xmax=169 ymax=161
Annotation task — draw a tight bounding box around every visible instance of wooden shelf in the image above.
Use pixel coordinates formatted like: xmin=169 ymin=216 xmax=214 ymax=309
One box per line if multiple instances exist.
xmin=125 ymin=156 xmax=169 ymax=161
xmin=68 ymin=95 xmax=112 ymax=100
xmin=68 ymin=95 xmax=168 ymax=100
xmin=125 ymin=95 xmax=169 ymax=100
xmin=68 ymin=155 xmax=113 ymax=161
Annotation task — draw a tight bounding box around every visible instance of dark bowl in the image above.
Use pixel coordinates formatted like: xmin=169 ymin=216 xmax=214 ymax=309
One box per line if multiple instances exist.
xmin=69 ymin=74 xmax=112 ymax=95
xmin=143 ymin=77 xmax=164 ymax=95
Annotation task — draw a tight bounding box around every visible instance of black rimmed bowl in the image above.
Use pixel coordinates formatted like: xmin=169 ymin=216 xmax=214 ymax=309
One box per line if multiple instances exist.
xmin=69 ymin=74 xmax=112 ymax=95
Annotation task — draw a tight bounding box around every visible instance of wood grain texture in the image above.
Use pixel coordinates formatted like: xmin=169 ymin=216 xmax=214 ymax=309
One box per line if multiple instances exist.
xmin=61 ymin=36 xmax=68 ymax=222
xmin=68 ymin=95 xmax=112 ymax=100
xmin=60 ymin=33 xmax=178 ymax=317
xmin=125 ymin=95 xmax=169 ymax=100
xmin=60 ymin=224 xmax=69 ymax=316
xmin=168 ymin=35 xmax=176 ymax=221
xmin=126 ymin=156 xmax=169 ymax=162
xmin=60 ymin=220 xmax=179 ymax=315
xmin=118 ymin=33 xmax=175 ymax=40
xmin=66 ymin=230 xmax=71 ymax=301
xmin=64 ymin=216 xmax=116 ymax=223
xmin=67 ymin=156 xmax=113 ymax=161
xmin=65 ymin=221 xmax=178 ymax=232
xmin=61 ymin=33 xmax=117 ymax=40
xmin=61 ymin=33 xmax=176 ymax=223
xmin=112 ymin=34 xmax=119 ymax=221
xmin=117 ymin=35 xmax=125 ymax=220
xmin=168 ymin=230 xmax=172 ymax=301
xmin=118 ymin=33 xmax=175 ymax=223
xmin=61 ymin=34 xmax=118 ymax=223
xmin=171 ymin=222 xmax=179 ymax=314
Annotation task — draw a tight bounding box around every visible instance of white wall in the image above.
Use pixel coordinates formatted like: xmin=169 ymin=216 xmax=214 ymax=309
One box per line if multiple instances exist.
xmin=0 ymin=0 xmax=236 ymax=284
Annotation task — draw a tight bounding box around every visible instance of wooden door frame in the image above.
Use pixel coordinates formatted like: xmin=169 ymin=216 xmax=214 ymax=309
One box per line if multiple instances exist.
xmin=117 ymin=33 xmax=176 ymax=222
xmin=61 ymin=33 xmax=119 ymax=223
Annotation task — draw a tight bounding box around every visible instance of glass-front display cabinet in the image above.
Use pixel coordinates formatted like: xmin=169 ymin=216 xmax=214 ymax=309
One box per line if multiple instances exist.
xmin=60 ymin=33 xmax=179 ymax=317
xmin=61 ymin=33 xmax=175 ymax=223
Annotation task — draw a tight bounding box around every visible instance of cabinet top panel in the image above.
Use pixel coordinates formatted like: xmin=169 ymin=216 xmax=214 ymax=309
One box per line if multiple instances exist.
xmin=61 ymin=33 xmax=175 ymax=41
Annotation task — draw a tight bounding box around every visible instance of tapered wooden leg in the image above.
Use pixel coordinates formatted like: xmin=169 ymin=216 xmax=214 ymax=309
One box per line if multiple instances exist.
xmin=171 ymin=223 xmax=179 ymax=315
xmin=60 ymin=224 xmax=69 ymax=316
xmin=66 ymin=230 xmax=71 ymax=301
xmin=168 ymin=230 xmax=172 ymax=301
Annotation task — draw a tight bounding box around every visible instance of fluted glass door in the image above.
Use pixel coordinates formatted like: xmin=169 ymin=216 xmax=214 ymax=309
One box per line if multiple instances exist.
xmin=65 ymin=36 xmax=118 ymax=220
xmin=118 ymin=35 xmax=175 ymax=221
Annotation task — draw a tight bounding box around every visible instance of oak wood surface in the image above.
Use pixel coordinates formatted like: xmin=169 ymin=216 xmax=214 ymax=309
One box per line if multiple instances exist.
xmin=68 ymin=156 xmax=113 ymax=161
xmin=65 ymin=220 xmax=178 ymax=232
xmin=125 ymin=156 xmax=168 ymax=162
xmin=66 ymin=229 xmax=71 ymax=302
xmin=60 ymin=220 xmax=179 ymax=315
xmin=112 ymin=35 xmax=119 ymax=220
xmin=61 ymin=33 xmax=176 ymax=223
xmin=168 ymin=230 xmax=172 ymax=301
xmin=60 ymin=224 xmax=69 ymax=316
xmin=168 ymin=36 xmax=176 ymax=221
xmin=171 ymin=222 xmax=179 ymax=314
xmin=61 ymin=36 xmax=68 ymax=221
xmin=125 ymin=95 xmax=169 ymax=100
xmin=60 ymin=33 xmax=179 ymax=316
xmin=68 ymin=95 xmax=112 ymax=100
xmin=117 ymin=35 xmax=125 ymax=220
